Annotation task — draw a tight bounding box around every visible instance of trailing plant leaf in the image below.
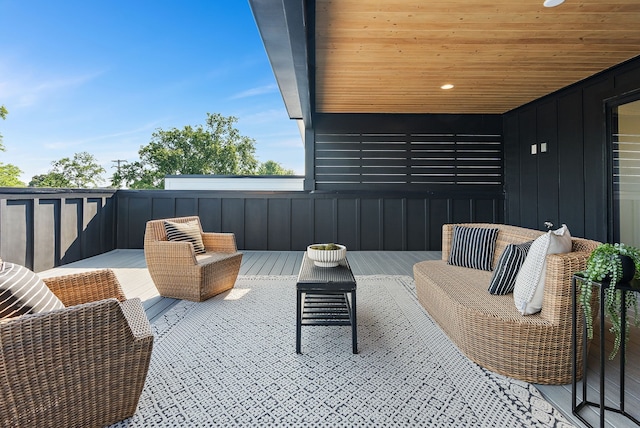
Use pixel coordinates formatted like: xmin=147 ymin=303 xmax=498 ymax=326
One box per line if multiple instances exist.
xmin=580 ymin=242 xmax=640 ymax=359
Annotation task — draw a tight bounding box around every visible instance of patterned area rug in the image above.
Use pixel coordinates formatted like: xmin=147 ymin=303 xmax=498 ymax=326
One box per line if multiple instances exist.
xmin=112 ymin=275 xmax=575 ymax=427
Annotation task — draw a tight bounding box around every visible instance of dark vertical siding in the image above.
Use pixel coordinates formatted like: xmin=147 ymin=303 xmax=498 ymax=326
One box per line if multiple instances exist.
xmin=536 ymin=100 xmax=559 ymax=227
xmin=0 ymin=190 xmax=116 ymax=272
xmin=557 ymin=90 xmax=585 ymax=237
xmin=518 ymin=107 xmax=539 ymax=229
xmin=114 ymin=190 xmax=504 ymax=251
xmin=504 ymin=55 xmax=640 ymax=241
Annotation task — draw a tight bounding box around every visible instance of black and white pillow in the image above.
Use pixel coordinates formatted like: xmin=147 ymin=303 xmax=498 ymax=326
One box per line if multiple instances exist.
xmin=0 ymin=261 xmax=65 ymax=319
xmin=164 ymin=220 xmax=206 ymax=254
xmin=488 ymin=241 xmax=533 ymax=295
xmin=447 ymin=226 xmax=499 ymax=271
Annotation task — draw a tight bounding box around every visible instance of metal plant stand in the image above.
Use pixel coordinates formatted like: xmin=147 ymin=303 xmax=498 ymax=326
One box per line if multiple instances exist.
xmin=572 ymin=275 xmax=640 ymax=428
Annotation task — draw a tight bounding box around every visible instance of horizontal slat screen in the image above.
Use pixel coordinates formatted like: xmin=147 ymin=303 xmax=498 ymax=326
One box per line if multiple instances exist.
xmin=315 ymin=133 xmax=502 ymax=189
xmin=613 ymin=134 xmax=640 ymax=193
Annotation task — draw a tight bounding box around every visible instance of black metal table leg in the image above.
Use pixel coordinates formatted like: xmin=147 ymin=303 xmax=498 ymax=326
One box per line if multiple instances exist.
xmin=296 ymin=289 xmax=302 ymax=354
xmin=351 ymin=290 xmax=358 ymax=354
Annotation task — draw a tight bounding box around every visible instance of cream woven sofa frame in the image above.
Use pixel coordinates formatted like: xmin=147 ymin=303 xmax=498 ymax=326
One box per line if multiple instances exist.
xmin=0 ymin=269 xmax=154 ymax=428
xmin=413 ymin=223 xmax=600 ymax=385
xmin=144 ymin=216 xmax=243 ymax=302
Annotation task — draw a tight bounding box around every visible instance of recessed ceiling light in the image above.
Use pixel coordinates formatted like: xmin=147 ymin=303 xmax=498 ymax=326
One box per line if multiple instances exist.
xmin=543 ymin=0 xmax=564 ymax=7
xmin=441 ymin=84 xmax=454 ymax=90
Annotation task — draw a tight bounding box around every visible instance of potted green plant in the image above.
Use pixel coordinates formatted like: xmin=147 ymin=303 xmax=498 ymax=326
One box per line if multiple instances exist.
xmin=579 ymin=242 xmax=640 ymax=359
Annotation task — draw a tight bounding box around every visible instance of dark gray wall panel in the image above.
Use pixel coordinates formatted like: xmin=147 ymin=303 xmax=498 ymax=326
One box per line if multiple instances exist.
xmin=558 ymin=90 xmax=585 ymax=237
xmin=406 ymin=198 xmax=427 ymax=250
xmin=429 ymin=199 xmax=450 ymax=250
xmin=175 ymin=197 xmax=197 ymax=218
xmin=337 ymin=198 xmax=358 ymax=249
xmin=222 ymin=199 xmax=245 ymax=248
xmin=198 ymin=198 xmax=222 ymax=232
xmin=127 ymin=197 xmax=152 ymax=249
xmin=83 ymin=198 xmax=103 ymax=259
xmin=268 ymin=198 xmax=291 ymax=250
xmin=582 ymin=78 xmax=613 ymax=242
xmin=360 ymin=199 xmax=381 ymax=250
xmin=452 ymin=198 xmax=472 ymax=223
xmin=518 ymin=107 xmax=539 ymax=229
xmin=503 ymin=114 xmax=520 ymax=225
xmin=291 ymin=198 xmax=314 ymax=249
xmin=109 ymin=190 xmax=503 ymax=251
xmin=245 ymin=199 xmax=268 ymax=250
xmin=383 ymin=199 xmax=404 ymax=250
xmin=536 ymin=100 xmax=559 ymax=228
xmin=474 ymin=199 xmax=499 ymax=223
xmin=506 ymin=55 xmax=640 ymax=241
xmin=314 ymin=198 xmax=335 ymax=244
xmin=151 ymin=198 xmax=174 ymax=220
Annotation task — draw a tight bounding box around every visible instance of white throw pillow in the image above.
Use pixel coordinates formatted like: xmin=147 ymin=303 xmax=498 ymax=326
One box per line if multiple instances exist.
xmin=513 ymin=224 xmax=572 ymax=315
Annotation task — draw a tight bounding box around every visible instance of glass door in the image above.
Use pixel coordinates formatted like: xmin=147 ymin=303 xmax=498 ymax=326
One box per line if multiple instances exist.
xmin=611 ymin=98 xmax=640 ymax=246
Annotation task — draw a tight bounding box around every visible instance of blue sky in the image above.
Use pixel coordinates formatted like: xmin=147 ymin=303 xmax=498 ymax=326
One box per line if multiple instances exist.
xmin=0 ymin=1 xmax=304 ymax=185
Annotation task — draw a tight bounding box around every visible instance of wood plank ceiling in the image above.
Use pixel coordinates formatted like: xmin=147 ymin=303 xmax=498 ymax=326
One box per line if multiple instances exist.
xmin=315 ymin=0 xmax=640 ymax=114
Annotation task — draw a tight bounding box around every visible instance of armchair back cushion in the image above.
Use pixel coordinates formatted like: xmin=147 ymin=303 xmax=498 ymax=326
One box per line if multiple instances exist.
xmin=0 ymin=262 xmax=64 ymax=319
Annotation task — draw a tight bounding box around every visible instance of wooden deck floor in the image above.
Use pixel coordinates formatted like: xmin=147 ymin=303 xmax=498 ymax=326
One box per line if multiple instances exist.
xmin=40 ymin=249 xmax=640 ymax=428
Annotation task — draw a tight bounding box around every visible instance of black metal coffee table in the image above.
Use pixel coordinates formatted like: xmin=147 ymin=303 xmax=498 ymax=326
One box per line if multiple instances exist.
xmin=296 ymin=254 xmax=357 ymax=354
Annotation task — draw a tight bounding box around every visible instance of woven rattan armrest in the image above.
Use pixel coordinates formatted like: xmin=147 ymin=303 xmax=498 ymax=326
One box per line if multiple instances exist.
xmin=119 ymin=298 xmax=153 ymax=339
xmin=145 ymin=240 xmax=198 ymax=266
xmin=43 ymin=269 xmax=127 ymax=307
xmin=540 ymin=251 xmax=593 ymax=323
xmin=202 ymin=232 xmax=238 ymax=253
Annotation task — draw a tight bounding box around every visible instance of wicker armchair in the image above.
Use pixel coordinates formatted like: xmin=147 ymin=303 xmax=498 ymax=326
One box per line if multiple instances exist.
xmin=144 ymin=216 xmax=243 ymax=302
xmin=0 ymin=269 xmax=154 ymax=428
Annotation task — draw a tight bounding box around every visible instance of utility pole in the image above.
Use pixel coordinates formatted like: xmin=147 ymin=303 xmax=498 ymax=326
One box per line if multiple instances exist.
xmin=111 ymin=159 xmax=128 ymax=188
xmin=111 ymin=159 xmax=127 ymax=175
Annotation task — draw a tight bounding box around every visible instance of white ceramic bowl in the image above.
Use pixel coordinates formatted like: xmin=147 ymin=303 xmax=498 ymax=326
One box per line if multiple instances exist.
xmin=306 ymin=244 xmax=347 ymax=267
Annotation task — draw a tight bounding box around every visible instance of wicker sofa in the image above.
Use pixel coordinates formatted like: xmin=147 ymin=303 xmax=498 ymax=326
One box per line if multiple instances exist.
xmin=413 ymin=223 xmax=600 ymax=385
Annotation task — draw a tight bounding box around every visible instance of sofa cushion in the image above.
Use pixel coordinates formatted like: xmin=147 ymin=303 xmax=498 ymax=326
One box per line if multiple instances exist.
xmin=488 ymin=240 xmax=533 ymax=295
xmin=0 ymin=262 xmax=65 ymax=319
xmin=513 ymin=225 xmax=572 ymax=315
xmin=448 ymin=226 xmax=499 ymax=271
xmin=164 ymin=220 xmax=206 ymax=254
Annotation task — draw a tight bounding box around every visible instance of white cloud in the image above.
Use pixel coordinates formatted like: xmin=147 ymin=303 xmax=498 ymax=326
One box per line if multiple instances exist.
xmin=0 ymin=60 xmax=105 ymax=108
xmin=229 ymin=84 xmax=278 ymax=100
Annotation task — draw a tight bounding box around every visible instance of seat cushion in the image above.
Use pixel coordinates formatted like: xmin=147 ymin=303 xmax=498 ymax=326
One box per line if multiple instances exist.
xmin=0 ymin=262 xmax=65 ymax=319
xmin=164 ymin=220 xmax=206 ymax=254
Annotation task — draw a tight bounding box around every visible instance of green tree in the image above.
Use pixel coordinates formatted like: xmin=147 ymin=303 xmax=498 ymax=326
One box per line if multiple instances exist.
xmin=112 ymin=113 xmax=260 ymax=189
xmin=0 ymin=106 xmax=26 ymax=187
xmin=29 ymin=152 xmax=105 ymax=188
xmin=257 ymin=160 xmax=295 ymax=175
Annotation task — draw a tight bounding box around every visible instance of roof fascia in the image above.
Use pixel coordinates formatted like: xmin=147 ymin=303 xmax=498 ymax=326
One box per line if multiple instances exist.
xmin=248 ymin=0 xmax=312 ymax=128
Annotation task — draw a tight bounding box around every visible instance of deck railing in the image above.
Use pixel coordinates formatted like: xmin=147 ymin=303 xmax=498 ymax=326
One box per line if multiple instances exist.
xmin=1 ymin=187 xmax=504 ymax=272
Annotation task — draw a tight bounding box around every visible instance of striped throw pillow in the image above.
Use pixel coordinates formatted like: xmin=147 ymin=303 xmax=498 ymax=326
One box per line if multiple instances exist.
xmin=164 ymin=220 xmax=206 ymax=254
xmin=0 ymin=262 xmax=65 ymax=319
xmin=488 ymin=241 xmax=533 ymax=295
xmin=447 ymin=226 xmax=499 ymax=271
